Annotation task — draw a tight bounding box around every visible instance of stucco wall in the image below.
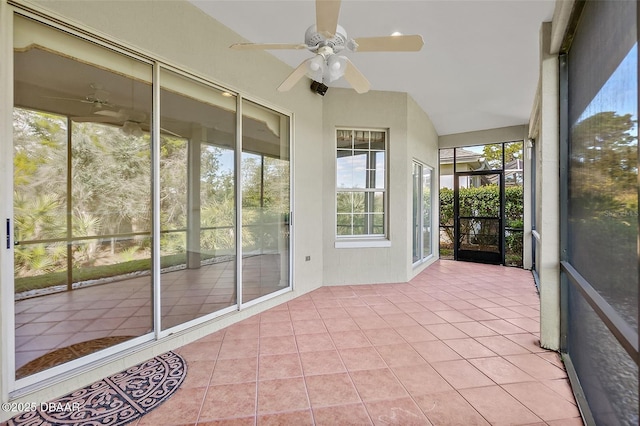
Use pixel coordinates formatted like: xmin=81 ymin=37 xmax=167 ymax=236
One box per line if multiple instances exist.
xmin=406 ymin=95 xmax=440 ymax=278
xmin=321 ymin=89 xmax=438 ymax=285
xmin=1 ymin=0 xmax=325 ymax=415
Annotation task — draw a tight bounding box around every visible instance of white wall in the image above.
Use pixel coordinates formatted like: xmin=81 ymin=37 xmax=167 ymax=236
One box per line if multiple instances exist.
xmin=439 ymin=125 xmax=528 ymax=149
xmin=321 ymin=89 xmax=439 ymax=285
xmin=1 ymin=0 xmax=325 ymax=417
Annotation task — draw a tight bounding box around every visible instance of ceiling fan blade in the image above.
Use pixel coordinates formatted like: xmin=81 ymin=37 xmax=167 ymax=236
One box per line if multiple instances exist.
xmin=94 ymin=109 xmax=126 ymax=119
xmin=71 ymin=116 xmax=120 ymax=123
xmin=42 ymin=95 xmax=93 ymax=103
xmin=230 ymin=43 xmax=308 ymax=50
xmin=343 ymin=58 xmax=370 ymax=94
xmin=316 ymin=0 xmax=341 ymax=38
xmin=277 ymin=59 xmax=311 ymax=92
xmin=160 ymin=127 xmax=183 ymax=138
xmin=352 ymin=34 xmax=424 ymax=52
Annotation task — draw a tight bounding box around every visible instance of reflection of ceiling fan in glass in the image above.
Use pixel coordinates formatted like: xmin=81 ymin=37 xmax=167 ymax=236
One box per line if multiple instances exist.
xmin=44 ymin=83 xmax=113 ymax=108
xmin=73 ymin=107 xmax=149 ymax=137
xmin=47 ymin=83 xmax=181 ymax=138
xmin=230 ymin=0 xmax=424 ymax=94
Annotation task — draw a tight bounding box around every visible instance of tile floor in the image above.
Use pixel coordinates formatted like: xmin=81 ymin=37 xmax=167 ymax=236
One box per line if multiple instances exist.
xmin=15 ymin=254 xmax=282 ymax=374
xmin=131 ymin=260 xmax=584 ymax=425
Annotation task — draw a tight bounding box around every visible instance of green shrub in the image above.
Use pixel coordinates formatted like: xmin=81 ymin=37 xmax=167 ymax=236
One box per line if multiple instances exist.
xmin=439 ymin=185 xmax=524 ymax=266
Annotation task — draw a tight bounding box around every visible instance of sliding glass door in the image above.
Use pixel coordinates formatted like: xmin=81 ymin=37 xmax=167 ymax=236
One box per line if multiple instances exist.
xmin=241 ymin=100 xmax=290 ymax=304
xmin=159 ymin=69 xmax=238 ymax=330
xmin=13 ymin=15 xmax=154 ymax=379
xmin=9 ymin=13 xmax=292 ymax=386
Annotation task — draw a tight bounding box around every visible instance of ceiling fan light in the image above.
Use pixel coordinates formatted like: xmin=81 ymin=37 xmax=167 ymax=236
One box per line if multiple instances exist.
xmin=306 ymin=55 xmax=325 ymax=82
xmin=326 ymin=55 xmax=347 ymax=82
xmin=308 ymin=55 xmax=324 ymax=71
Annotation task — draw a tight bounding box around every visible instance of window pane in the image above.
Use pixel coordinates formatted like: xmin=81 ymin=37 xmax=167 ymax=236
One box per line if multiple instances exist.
xmin=336 ymin=152 xmax=353 ymax=188
xmin=337 ymin=214 xmax=352 ymax=235
xmin=413 ymin=162 xmax=421 ymax=262
xmin=354 ymin=130 xmax=368 ymax=149
xmin=242 ymin=100 xmax=290 ymax=304
xmin=336 ymin=192 xmax=352 ymax=214
xmin=13 ymin=15 xmax=153 ymax=378
xmin=423 ymin=166 xmax=432 ymax=258
xmin=14 ymin=110 xmax=68 ymax=283
xmin=372 ymin=192 xmax=385 ymax=213
xmin=352 ymin=151 xmax=367 ymax=188
xmin=352 ymin=214 xmax=366 ymax=235
xmin=370 ymin=131 xmax=385 ymax=150
xmin=505 ymin=141 xmax=524 ymax=187
xmin=352 ymin=192 xmax=365 ymax=213
xmin=374 ymin=152 xmax=386 ymax=188
xmin=372 ymin=214 xmax=384 ymax=235
xmin=453 ymin=144 xmax=504 ymax=171
xmin=413 ymin=161 xmax=433 ymax=263
xmin=160 ymin=68 xmax=237 ymax=330
xmin=337 ymin=130 xmax=352 ymax=149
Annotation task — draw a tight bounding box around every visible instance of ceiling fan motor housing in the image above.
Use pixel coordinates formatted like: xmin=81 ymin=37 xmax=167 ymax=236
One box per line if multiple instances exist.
xmin=305 ymin=24 xmax=348 ymax=51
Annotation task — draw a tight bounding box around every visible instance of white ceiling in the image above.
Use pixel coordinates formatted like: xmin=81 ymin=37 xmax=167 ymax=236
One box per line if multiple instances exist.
xmin=190 ymin=0 xmax=555 ymax=136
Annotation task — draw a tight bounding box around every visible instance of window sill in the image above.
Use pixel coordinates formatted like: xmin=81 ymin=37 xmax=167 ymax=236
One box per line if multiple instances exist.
xmin=334 ymin=239 xmax=391 ymax=249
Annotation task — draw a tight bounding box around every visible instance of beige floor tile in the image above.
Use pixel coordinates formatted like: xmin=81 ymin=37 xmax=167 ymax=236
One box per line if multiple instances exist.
xmin=430 ymin=359 xmax=494 ymax=389
xmin=469 ymin=356 xmax=536 ymax=384
xmin=415 ymin=390 xmax=490 ymax=426
xmin=365 ymin=397 xmax=432 ymax=425
xmin=350 ymin=368 xmax=408 ymax=401
xmin=256 ymin=377 xmax=309 ymax=414
xmin=256 ymin=409 xmax=313 ymax=425
xmin=313 ymin=403 xmax=373 ymax=425
xmin=305 ymin=372 xmax=360 ymax=407
xmin=502 ymin=381 xmax=581 ymax=421
xmin=459 ymin=385 xmax=542 ymax=425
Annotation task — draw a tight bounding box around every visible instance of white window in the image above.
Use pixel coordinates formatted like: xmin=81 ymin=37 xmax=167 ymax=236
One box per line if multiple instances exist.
xmin=413 ymin=161 xmax=433 ymax=263
xmin=336 ymin=129 xmax=387 ymax=237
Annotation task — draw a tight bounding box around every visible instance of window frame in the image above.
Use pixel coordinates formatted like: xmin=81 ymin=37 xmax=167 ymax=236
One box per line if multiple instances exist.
xmin=335 ymin=128 xmax=388 ymax=242
xmin=412 ymin=160 xmax=434 ymax=265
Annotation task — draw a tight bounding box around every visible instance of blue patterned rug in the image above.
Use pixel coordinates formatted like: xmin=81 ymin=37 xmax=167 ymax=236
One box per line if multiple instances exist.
xmin=7 ymin=351 xmax=186 ymax=426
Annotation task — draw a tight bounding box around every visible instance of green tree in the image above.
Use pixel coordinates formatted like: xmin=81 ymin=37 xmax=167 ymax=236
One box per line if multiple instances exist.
xmin=481 ymin=142 xmax=523 ymax=169
xmin=439 ymin=185 xmax=524 ymax=266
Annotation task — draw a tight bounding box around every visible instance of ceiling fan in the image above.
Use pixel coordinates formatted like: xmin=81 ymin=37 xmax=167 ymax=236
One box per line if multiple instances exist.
xmin=230 ymin=0 xmax=424 ymax=94
xmin=73 ymin=108 xmax=149 ymax=136
xmin=49 ymin=83 xmax=182 ymax=137
xmin=44 ymin=83 xmax=116 ymax=110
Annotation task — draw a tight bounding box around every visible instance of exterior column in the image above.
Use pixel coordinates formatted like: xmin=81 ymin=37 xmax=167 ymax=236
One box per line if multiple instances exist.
xmin=537 ymin=21 xmax=561 ymax=351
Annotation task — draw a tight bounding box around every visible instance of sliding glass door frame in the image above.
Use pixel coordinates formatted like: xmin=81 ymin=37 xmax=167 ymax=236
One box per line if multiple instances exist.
xmin=4 ymin=7 xmax=293 ymax=393
xmin=237 ymin=96 xmax=294 ymax=310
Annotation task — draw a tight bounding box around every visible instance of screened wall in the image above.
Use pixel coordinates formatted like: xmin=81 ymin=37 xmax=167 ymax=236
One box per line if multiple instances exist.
xmin=561 ymin=1 xmax=639 ymax=424
xmin=439 ymin=143 xmax=524 ymax=266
